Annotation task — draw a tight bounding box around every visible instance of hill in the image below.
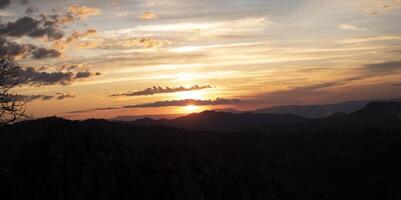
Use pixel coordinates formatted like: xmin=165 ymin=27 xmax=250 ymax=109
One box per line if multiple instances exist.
xmin=253 ymin=98 xmax=401 ymax=118
xmin=129 ymin=102 xmax=401 ymax=131
xmin=0 ymin=102 xmax=400 ymax=200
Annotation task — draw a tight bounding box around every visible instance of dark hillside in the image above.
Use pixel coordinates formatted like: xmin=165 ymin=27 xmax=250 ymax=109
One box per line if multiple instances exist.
xmin=0 ymin=102 xmax=401 ymax=200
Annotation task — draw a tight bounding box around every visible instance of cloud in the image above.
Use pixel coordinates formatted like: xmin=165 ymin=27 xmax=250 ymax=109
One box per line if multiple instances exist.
xmin=67 ymin=29 xmax=97 ymax=43
xmin=0 ymin=16 xmax=64 ymax=41
xmin=109 ymin=16 xmax=271 ymax=39
xmin=0 ymin=16 xmax=41 ymax=37
xmin=31 ymin=47 xmax=61 ymax=59
xmin=124 ymin=98 xmax=243 ymax=108
xmin=0 ymin=4 xmax=100 ymax=41
xmin=79 ymin=37 xmax=172 ymax=49
xmin=0 ymin=36 xmax=34 ymax=58
xmin=0 ymin=6 xmax=99 ymax=58
xmin=68 ymin=4 xmax=101 ymax=19
xmin=0 ymin=0 xmax=10 ymax=9
xmin=55 ymin=92 xmax=76 ymax=100
xmin=138 ymin=11 xmax=158 ymax=20
xmin=338 ymin=24 xmax=366 ymax=31
xmin=13 ymin=67 xmax=101 ymax=86
xmin=68 ymin=98 xmax=243 ymax=113
xmin=252 ymin=80 xmax=357 ymax=105
xmin=338 ymin=35 xmax=401 ymax=44
xmin=25 ymin=6 xmax=38 ymax=14
xmin=363 ymin=0 xmax=401 ymax=15
xmin=0 ymin=10 xmax=11 ymax=16
xmin=41 ymin=13 xmax=75 ymax=25
xmin=75 ymin=71 xmax=100 ymax=79
xmin=0 ymin=36 xmax=62 ymax=59
xmin=53 ymin=29 xmax=97 ymax=50
xmin=15 ymin=92 xmax=75 ymax=102
xmin=364 ymin=60 xmax=401 ymax=73
xmin=40 ymin=5 xmax=100 ymax=26
xmin=110 ymin=85 xmax=212 ymax=97
xmin=14 ymin=94 xmax=54 ymax=102
xmin=30 ymin=26 xmax=64 ymax=41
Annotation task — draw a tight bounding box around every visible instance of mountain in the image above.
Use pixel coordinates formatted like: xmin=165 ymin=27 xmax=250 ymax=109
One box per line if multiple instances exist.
xmin=111 ymin=114 xmax=183 ymax=121
xmin=1 ymin=102 xmax=401 ymax=200
xmin=130 ymin=110 xmax=307 ymax=131
xmin=129 ymin=101 xmax=401 ymax=131
xmin=314 ymin=101 xmax=401 ymax=129
xmin=253 ymin=98 xmax=401 ymax=118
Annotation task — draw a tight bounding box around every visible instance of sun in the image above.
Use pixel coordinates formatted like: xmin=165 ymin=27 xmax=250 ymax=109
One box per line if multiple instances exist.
xmin=184 ymin=105 xmax=199 ymax=113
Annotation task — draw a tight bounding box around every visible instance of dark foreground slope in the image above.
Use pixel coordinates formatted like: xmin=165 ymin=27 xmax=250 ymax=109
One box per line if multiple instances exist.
xmin=0 ymin=102 xmax=401 ymax=200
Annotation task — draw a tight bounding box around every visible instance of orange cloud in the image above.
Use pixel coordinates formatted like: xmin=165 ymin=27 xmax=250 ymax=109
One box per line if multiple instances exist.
xmin=53 ymin=29 xmax=97 ymax=50
xmin=68 ymin=4 xmax=101 ymax=19
xmin=76 ymin=37 xmax=172 ymax=49
xmin=138 ymin=11 xmax=157 ymax=20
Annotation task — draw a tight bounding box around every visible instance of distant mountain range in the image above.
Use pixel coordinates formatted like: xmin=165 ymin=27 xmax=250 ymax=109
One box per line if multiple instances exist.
xmin=127 ymin=101 xmax=401 ymax=131
xmin=112 ymin=98 xmax=401 ymax=121
xmin=254 ymin=98 xmax=401 ymax=118
xmin=112 ymin=114 xmax=184 ymax=121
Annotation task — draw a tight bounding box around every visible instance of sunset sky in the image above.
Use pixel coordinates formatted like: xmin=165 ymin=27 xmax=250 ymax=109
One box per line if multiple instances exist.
xmin=1 ymin=0 xmax=401 ymax=119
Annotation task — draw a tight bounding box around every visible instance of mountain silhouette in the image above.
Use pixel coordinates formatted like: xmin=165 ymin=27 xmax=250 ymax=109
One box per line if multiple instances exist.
xmin=1 ymin=101 xmax=401 ymax=200
xmin=253 ymin=98 xmax=401 ymax=118
xmin=130 ymin=110 xmax=307 ymax=131
xmin=128 ymin=101 xmax=401 ymax=131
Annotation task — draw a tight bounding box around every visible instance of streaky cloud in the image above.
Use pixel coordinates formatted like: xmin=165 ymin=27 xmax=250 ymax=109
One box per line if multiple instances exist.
xmin=68 ymin=98 xmax=242 ymax=114
xmin=364 ymin=60 xmax=401 ymax=72
xmin=124 ymin=98 xmax=243 ymax=108
xmin=13 ymin=67 xmax=101 ymax=86
xmin=14 ymin=92 xmax=75 ymax=102
xmin=110 ymin=85 xmax=212 ymax=97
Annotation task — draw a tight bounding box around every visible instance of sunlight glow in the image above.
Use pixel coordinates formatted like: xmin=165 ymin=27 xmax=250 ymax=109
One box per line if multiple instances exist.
xmin=184 ymin=105 xmax=199 ymax=113
xmin=176 ymin=90 xmax=205 ymax=100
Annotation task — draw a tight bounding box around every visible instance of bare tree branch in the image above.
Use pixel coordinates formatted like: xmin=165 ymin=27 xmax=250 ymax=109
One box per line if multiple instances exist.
xmin=0 ymin=56 xmax=27 ymax=125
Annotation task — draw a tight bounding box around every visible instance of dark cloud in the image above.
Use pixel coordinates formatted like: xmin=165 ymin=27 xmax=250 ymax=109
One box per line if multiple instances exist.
xmin=1 ymin=36 xmax=61 ymax=59
xmin=68 ymin=107 xmax=120 ymax=114
xmin=0 ymin=0 xmax=10 ymax=9
xmin=68 ymin=98 xmax=242 ymax=114
xmin=31 ymin=47 xmax=61 ymax=59
xmin=111 ymin=85 xmax=212 ymax=97
xmin=0 ymin=17 xmax=41 ymax=37
xmin=14 ymin=67 xmax=101 ymax=86
xmin=15 ymin=92 xmax=75 ymax=102
xmin=0 ymin=36 xmax=33 ymax=58
xmin=25 ymin=6 xmax=38 ymax=14
xmin=17 ymin=67 xmax=74 ymax=85
xmin=364 ymin=60 xmax=401 ymax=73
xmin=124 ymin=98 xmax=243 ymax=108
xmin=14 ymin=94 xmax=53 ymax=102
xmin=55 ymin=92 xmax=75 ymax=100
xmin=29 ymin=26 xmax=64 ymax=40
xmin=60 ymin=64 xmax=78 ymax=71
xmin=75 ymin=71 xmax=93 ymax=79
xmin=0 ymin=16 xmax=65 ymax=41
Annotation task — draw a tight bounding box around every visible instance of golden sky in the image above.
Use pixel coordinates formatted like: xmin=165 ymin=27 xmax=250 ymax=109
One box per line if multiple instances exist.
xmin=1 ymin=0 xmax=401 ymax=119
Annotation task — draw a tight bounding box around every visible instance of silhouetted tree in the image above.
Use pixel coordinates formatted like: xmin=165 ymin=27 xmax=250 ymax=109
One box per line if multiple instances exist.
xmin=0 ymin=57 xmax=25 ymax=125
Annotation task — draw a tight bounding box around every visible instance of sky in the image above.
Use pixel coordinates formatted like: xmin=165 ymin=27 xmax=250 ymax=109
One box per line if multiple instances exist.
xmin=1 ymin=0 xmax=401 ymax=119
